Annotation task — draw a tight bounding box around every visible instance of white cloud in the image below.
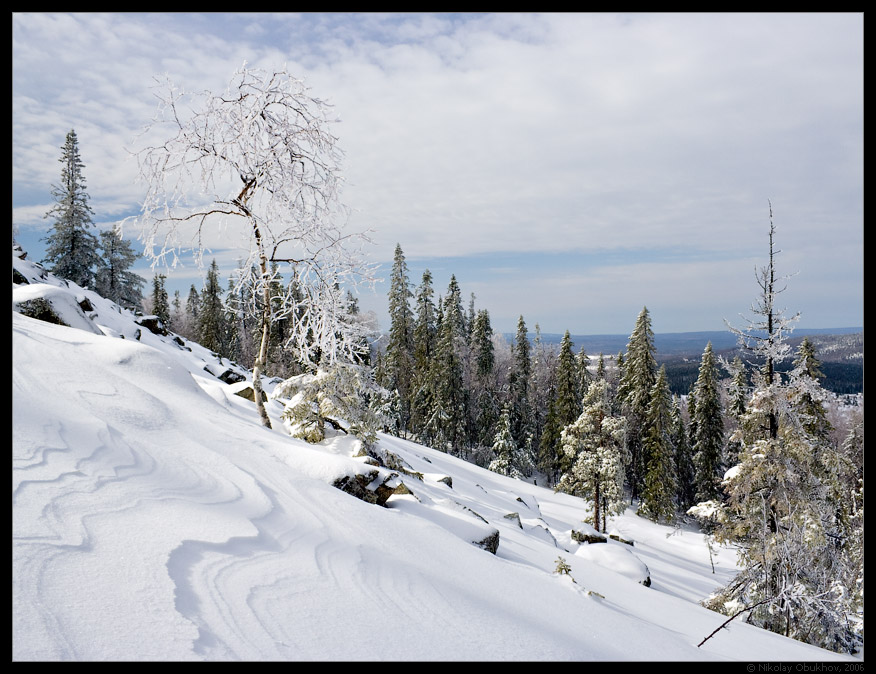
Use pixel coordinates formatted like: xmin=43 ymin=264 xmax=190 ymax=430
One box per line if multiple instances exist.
xmin=13 ymin=12 xmax=863 ymax=333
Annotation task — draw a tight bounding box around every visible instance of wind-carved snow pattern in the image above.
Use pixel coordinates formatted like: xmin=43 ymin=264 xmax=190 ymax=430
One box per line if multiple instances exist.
xmin=13 ymin=247 xmax=858 ymax=661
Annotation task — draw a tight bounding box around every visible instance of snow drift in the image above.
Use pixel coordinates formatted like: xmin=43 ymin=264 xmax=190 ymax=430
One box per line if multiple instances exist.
xmin=12 ymin=247 xmax=855 ymax=661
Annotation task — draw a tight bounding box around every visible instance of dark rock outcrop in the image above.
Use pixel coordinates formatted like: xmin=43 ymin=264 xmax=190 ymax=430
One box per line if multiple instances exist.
xmin=17 ymin=298 xmax=68 ymax=326
xmin=572 ymin=530 xmax=607 ymax=544
xmin=473 ymin=529 xmax=500 ymax=555
xmin=135 ymin=315 xmax=168 ymax=336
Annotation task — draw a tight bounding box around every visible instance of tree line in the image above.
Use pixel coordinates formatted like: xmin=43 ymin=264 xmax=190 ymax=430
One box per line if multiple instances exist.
xmin=376 ymin=240 xmax=863 ymax=655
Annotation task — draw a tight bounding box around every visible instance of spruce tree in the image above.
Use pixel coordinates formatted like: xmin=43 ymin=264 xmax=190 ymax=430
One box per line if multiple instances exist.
xmin=42 ymin=130 xmax=101 ymax=288
xmin=553 ymin=331 xmax=580 ymax=431
xmin=510 ymin=315 xmax=533 ymax=451
xmin=537 ymin=399 xmax=562 ymax=481
xmin=471 ymin=309 xmax=499 ymax=448
xmin=171 ymin=290 xmax=183 ymax=333
xmin=223 ymin=278 xmax=241 ymax=363
xmin=198 ymin=259 xmax=226 ymax=355
xmin=383 ymin=244 xmax=415 ymax=432
xmin=638 ymin=366 xmax=677 ymax=522
xmin=672 ymin=396 xmax=696 ymax=509
xmin=595 ymin=353 xmax=606 ymax=380
xmin=539 ymin=330 xmax=579 ymax=483
xmin=791 ymin=337 xmax=831 ymax=440
xmin=692 ymin=342 xmax=724 ymax=503
xmin=150 ymin=273 xmax=170 ymax=326
xmin=616 ymin=306 xmax=657 ymax=500
xmin=410 ymin=269 xmax=437 ymax=440
xmin=472 ymin=309 xmax=495 ymax=380
xmin=426 ymin=276 xmax=467 ymax=455
xmin=94 ymin=228 xmax=144 ymax=311
xmin=575 ymin=346 xmax=591 ymax=401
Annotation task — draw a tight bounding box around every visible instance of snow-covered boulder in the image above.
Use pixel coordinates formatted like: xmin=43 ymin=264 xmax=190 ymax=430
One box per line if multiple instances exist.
xmin=574 ymin=540 xmax=652 ymax=587
xmin=13 ymin=283 xmax=103 ymax=335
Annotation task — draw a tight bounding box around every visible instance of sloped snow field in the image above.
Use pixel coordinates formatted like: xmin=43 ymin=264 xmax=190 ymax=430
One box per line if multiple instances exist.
xmin=12 ymin=249 xmax=856 ymax=661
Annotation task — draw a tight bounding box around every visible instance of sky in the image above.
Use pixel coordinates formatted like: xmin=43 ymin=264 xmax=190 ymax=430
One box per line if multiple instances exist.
xmin=12 ymin=12 xmax=864 ymax=336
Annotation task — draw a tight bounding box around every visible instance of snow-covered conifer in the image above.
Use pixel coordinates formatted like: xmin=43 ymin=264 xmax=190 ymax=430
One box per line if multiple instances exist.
xmin=94 ymin=228 xmax=144 ymax=311
xmin=616 ymin=306 xmax=657 ymax=499
xmin=42 ymin=130 xmax=101 ymax=288
xmin=488 ymin=405 xmax=532 ymax=479
xmin=556 ymin=379 xmax=627 ymax=532
xmin=150 ymin=273 xmax=170 ymax=326
xmin=697 ymin=210 xmax=862 ymax=653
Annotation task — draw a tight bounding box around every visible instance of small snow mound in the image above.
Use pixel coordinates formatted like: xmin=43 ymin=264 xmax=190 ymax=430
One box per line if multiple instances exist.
xmin=574 ymin=540 xmax=651 ymax=586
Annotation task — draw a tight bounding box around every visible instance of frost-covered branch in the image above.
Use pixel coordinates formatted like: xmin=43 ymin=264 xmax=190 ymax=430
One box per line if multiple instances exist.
xmin=129 ymin=62 xmax=376 ymax=427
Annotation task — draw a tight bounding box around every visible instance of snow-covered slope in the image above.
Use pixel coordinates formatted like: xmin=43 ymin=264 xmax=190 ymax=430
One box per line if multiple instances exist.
xmin=12 ymin=248 xmax=855 ymax=661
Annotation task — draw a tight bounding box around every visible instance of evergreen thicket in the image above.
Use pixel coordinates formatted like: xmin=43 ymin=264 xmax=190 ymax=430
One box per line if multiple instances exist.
xmin=371 ymin=238 xmax=863 ymax=655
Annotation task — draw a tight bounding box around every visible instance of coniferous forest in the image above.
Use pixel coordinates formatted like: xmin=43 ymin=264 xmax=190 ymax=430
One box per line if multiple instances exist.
xmin=33 ymin=121 xmax=863 ymax=658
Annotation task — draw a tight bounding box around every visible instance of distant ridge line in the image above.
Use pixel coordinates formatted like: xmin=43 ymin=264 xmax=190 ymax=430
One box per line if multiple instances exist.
xmin=503 ymin=327 xmax=863 ymax=356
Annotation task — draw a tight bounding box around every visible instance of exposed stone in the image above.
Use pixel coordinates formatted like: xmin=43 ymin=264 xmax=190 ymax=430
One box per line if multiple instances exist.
xmin=374 ymin=475 xmax=412 ymax=506
xmin=357 ymin=445 xmax=424 ymax=481
xmin=217 ymin=369 xmax=246 ymax=384
xmin=77 ymin=296 xmax=94 ymax=313
xmin=392 ymin=481 xmax=415 ymax=497
xmin=437 ymin=475 xmax=452 ymax=488
xmin=458 ymin=504 xmax=489 ymax=524
xmin=232 ymin=385 xmax=267 ymax=403
xmin=609 ymin=534 xmax=635 ymax=546
xmin=571 ymin=530 xmax=607 ymax=544
xmin=332 ymin=471 xmax=380 ymax=505
xmin=504 ymin=512 xmax=523 ymax=529
xmin=17 ymin=298 xmax=68 ymax=326
xmin=472 ymin=529 xmax=500 ymax=555
xmin=332 ymin=470 xmax=416 ymax=507
xmin=13 ymin=268 xmax=29 ymax=285
xmin=135 ymin=315 xmax=168 ymax=336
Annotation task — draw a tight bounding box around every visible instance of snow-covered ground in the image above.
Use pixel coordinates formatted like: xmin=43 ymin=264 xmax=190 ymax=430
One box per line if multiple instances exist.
xmin=12 ymin=248 xmax=858 ymax=661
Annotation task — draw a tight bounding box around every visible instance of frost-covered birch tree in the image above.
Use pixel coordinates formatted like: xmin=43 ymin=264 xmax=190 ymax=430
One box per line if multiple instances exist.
xmin=132 ymin=64 xmax=373 ymax=427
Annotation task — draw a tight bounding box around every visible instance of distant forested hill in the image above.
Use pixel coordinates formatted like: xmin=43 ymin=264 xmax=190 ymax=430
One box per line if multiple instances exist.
xmin=516 ymin=328 xmax=863 ymax=396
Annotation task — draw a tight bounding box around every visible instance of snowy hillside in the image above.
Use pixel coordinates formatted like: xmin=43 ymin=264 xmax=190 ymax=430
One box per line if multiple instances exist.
xmin=12 ymin=247 xmax=856 ymax=661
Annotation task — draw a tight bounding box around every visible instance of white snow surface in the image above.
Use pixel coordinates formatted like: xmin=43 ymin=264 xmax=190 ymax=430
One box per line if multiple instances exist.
xmin=12 ymin=250 xmax=855 ymax=661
